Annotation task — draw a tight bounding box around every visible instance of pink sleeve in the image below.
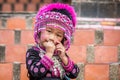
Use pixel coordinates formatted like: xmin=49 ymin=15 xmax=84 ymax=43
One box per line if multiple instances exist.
xmin=62 ymin=58 xmax=74 ymax=72
xmin=40 ymin=55 xmax=54 ymax=70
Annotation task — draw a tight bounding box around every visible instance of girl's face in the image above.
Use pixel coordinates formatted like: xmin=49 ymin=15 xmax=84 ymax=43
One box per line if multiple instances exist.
xmin=39 ymin=26 xmax=64 ymax=46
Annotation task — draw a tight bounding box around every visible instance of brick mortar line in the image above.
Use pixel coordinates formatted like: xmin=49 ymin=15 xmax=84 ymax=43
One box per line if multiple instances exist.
xmin=76 ymin=25 xmax=120 ymax=30
xmin=77 ymin=18 xmax=120 ymax=22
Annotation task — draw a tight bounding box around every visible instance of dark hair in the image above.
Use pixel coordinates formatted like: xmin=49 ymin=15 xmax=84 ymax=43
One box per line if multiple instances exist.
xmin=51 ymin=8 xmax=72 ymax=20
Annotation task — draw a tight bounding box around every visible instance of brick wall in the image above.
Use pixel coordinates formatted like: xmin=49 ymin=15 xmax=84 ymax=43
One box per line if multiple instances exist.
xmin=0 ymin=0 xmax=120 ymax=80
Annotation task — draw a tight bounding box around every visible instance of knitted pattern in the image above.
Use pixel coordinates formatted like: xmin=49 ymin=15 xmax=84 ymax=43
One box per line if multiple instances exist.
xmin=34 ymin=3 xmax=76 ymax=50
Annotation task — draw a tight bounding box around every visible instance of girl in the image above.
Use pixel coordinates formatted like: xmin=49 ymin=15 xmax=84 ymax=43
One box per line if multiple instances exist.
xmin=26 ymin=3 xmax=80 ymax=80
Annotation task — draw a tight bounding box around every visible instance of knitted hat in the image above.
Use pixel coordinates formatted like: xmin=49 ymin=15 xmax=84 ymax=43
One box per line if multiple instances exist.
xmin=34 ymin=3 xmax=76 ymax=50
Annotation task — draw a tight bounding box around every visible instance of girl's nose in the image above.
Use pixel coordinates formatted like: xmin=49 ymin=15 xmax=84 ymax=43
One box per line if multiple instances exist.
xmin=49 ymin=35 xmax=60 ymax=45
xmin=49 ymin=34 xmax=56 ymax=42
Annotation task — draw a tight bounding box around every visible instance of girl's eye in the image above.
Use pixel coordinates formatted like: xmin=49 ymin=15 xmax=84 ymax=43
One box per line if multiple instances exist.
xmin=57 ymin=34 xmax=62 ymax=37
xmin=46 ymin=29 xmax=52 ymax=33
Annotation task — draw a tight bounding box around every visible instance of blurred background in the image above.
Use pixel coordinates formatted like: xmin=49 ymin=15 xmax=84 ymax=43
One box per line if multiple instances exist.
xmin=0 ymin=0 xmax=120 ymax=80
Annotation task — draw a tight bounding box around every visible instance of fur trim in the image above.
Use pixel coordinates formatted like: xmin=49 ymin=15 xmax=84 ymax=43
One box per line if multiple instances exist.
xmin=36 ymin=3 xmax=76 ymax=27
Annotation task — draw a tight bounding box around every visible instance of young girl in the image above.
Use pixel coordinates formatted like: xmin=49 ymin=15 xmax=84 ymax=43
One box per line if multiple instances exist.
xmin=26 ymin=3 xmax=80 ymax=80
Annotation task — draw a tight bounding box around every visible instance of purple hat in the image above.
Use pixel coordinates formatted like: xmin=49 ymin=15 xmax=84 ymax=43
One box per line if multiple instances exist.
xmin=34 ymin=3 xmax=76 ymax=50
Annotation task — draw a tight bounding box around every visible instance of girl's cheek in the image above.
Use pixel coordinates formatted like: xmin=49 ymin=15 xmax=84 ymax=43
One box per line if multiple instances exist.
xmin=40 ymin=34 xmax=49 ymax=41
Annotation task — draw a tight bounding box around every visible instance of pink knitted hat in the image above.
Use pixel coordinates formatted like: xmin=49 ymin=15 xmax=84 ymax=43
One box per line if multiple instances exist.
xmin=34 ymin=3 xmax=76 ymax=50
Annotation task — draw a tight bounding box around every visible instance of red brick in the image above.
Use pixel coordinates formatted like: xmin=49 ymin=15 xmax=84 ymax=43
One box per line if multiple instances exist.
xmin=27 ymin=3 xmax=36 ymax=12
xmin=43 ymin=0 xmax=53 ymax=3
xmin=21 ymin=30 xmax=34 ymax=44
xmin=6 ymin=44 xmax=27 ymax=63
xmin=73 ymin=29 xmax=95 ymax=46
xmin=7 ymin=17 xmax=26 ymax=30
xmin=94 ymin=46 xmax=118 ymax=63
xmin=7 ymin=0 xmax=16 ymax=3
xmin=85 ymin=64 xmax=109 ymax=80
xmin=67 ymin=45 xmax=86 ymax=63
xmin=31 ymin=0 xmax=41 ymax=3
xmin=0 ymin=30 xmax=14 ymax=44
xmin=38 ymin=3 xmax=49 ymax=9
xmin=0 ymin=0 xmax=4 ymax=3
xmin=14 ymin=3 xmax=24 ymax=12
xmin=19 ymin=0 xmax=28 ymax=3
xmin=104 ymin=29 xmax=120 ymax=46
xmin=0 ymin=63 xmax=13 ymax=80
xmin=2 ymin=3 xmax=12 ymax=12
xmin=20 ymin=64 xmax=29 ymax=80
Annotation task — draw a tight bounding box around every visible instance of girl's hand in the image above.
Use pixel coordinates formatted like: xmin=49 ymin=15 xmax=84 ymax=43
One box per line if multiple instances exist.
xmin=43 ymin=40 xmax=55 ymax=58
xmin=56 ymin=42 xmax=68 ymax=65
xmin=55 ymin=41 xmax=66 ymax=58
